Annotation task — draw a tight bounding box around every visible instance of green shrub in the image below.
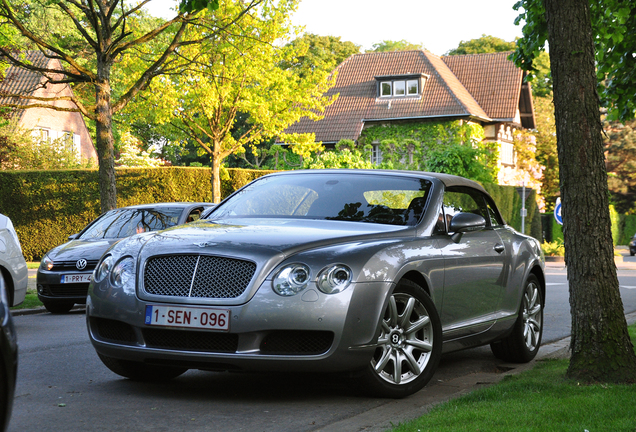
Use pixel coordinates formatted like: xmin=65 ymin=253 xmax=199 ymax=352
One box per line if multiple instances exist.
xmin=541 ymin=239 xmax=565 ymax=256
xmin=0 ymin=167 xmax=273 ymax=261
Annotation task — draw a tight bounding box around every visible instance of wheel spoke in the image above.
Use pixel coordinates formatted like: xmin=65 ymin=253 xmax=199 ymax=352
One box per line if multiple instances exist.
xmin=387 ymin=296 xmax=398 ymax=326
xmin=405 ymin=338 xmax=432 ymax=352
xmin=405 ymin=315 xmax=430 ymax=335
xmin=374 ymin=347 xmax=392 ymax=372
xmin=398 ymin=297 xmax=416 ymax=328
xmin=403 ymin=349 xmax=422 ymax=376
xmin=393 ymin=352 xmax=403 ymax=384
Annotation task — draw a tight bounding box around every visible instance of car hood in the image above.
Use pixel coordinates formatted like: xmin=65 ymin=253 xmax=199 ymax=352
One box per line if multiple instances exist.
xmin=136 ymin=218 xmax=411 ymax=259
xmin=47 ymin=238 xmax=120 ymax=261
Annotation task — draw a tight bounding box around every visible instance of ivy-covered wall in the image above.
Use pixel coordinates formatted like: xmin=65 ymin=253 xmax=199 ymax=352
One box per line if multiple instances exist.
xmin=0 ymin=167 xmax=274 ymax=261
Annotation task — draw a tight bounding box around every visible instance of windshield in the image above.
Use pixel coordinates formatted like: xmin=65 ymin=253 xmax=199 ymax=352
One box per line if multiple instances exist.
xmin=210 ymin=173 xmax=431 ymax=226
xmin=80 ymin=207 xmax=184 ymax=239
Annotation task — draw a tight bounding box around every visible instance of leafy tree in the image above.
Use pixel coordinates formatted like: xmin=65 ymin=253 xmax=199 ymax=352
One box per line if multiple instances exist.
xmin=514 ymin=0 xmax=636 ymax=382
xmin=369 ymin=40 xmax=423 ymax=52
xmin=445 ymin=34 xmax=516 ymax=55
xmin=303 ymin=140 xmax=373 ymax=169
xmin=605 ymin=119 xmax=636 ymax=213
xmin=281 ymin=33 xmax=360 ymax=77
xmin=0 ymin=0 xmax=259 ymax=212
xmin=115 ymin=131 xmax=164 ymax=167
xmin=145 ymin=0 xmax=335 ymax=202
xmin=532 ymin=96 xmax=559 ymax=210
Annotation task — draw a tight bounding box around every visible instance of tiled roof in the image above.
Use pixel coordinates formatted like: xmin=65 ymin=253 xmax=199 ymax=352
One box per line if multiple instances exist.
xmin=0 ymin=51 xmax=52 ymax=109
xmin=285 ymin=50 xmax=529 ymax=143
xmin=442 ymin=51 xmax=522 ymax=121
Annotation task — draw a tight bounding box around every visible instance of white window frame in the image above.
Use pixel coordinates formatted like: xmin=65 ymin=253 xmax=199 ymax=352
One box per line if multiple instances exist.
xmin=371 ymin=144 xmax=383 ymax=165
xmin=380 ymin=81 xmax=392 ymax=97
xmin=407 ymin=79 xmax=418 ymax=95
xmin=393 ymin=80 xmax=406 ymax=96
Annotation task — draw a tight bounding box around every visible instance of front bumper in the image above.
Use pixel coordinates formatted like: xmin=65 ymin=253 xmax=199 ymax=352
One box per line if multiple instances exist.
xmin=36 ymin=270 xmax=92 ymax=304
xmin=87 ymin=279 xmax=393 ymax=373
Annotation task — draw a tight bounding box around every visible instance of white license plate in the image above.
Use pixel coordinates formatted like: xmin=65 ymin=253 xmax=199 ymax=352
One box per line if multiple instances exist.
xmin=61 ymin=274 xmax=92 ymax=283
xmin=145 ymin=305 xmax=230 ymax=331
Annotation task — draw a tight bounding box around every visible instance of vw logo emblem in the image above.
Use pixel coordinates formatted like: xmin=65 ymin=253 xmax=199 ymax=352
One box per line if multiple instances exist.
xmin=76 ymin=259 xmax=88 ymax=270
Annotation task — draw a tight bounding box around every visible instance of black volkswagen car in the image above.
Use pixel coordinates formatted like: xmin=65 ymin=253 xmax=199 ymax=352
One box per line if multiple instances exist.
xmin=37 ymin=202 xmax=212 ymax=313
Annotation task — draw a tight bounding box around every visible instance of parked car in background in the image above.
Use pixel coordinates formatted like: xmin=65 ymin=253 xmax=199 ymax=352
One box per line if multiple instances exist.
xmin=87 ymin=170 xmax=545 ymax=398
xmin=37 ymin=203 xmax=212 ymax=314
xmin=0 ymin=214 xmax=27 ymax=308
xmin=0 ymin=274 xmax=18 ymax=431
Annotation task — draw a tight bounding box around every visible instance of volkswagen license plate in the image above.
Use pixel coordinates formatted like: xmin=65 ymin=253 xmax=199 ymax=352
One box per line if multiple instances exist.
xmin=145 ymin=305 xmax=230 ymax=331
xmin=61 ymin=274 xmax=92 ymax=283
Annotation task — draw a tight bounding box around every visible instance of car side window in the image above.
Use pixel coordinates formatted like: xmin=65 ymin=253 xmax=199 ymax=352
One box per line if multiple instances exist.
xmin=483 ymin=196 xmax=504 ymax=227
xmin=442 ymin=187 xmax=490 ymax=231
xmin=186 ymin=208 xmax=203 ymax=223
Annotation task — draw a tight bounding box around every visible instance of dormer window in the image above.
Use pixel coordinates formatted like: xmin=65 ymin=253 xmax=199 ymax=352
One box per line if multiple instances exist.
xmin=376 ymin=74 xmax=428 ymax=98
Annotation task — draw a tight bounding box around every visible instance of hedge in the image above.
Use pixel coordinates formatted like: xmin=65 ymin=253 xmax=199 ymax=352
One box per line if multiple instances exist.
xmin=0 ymin=167 xmax=275 ymax=261
xmin=1 ymin=167 xmax=543 ymax=261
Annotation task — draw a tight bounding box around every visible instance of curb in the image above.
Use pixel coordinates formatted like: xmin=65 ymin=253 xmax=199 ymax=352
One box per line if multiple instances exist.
xmin=11 ymin=304 xmax=86 ymax=316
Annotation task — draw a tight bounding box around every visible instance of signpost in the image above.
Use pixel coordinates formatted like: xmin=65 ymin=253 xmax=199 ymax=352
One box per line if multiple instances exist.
xmin=554 ymin=198 xmax=563 ymax=225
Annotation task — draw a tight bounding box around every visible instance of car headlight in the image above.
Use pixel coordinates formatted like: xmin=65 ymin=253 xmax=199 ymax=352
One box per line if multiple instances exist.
xmin=40 ymin=254 xmax=54 ymax=271
xmin=272 ymin=264 xmax=310 ymax=296
xmin=93 ymin=255 xmax=114 ymax=283
xmin=110 ymin=257 xmax=135 ymax=289
xmin=316 ymin=264 xmax=352 ymax=294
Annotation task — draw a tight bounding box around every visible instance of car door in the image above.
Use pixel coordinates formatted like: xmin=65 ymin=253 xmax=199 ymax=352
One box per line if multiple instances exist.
xmin=437 ymin=187 xmax=506 ymax=338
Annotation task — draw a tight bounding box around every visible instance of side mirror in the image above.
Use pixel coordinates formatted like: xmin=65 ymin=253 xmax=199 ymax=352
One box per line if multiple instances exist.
xmin=449 ymin=213 xmax=486 ymax=242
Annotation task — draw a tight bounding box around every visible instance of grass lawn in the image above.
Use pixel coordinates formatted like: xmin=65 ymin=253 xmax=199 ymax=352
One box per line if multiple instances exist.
xmin=391 ymin=325 xmax=636 ymax=432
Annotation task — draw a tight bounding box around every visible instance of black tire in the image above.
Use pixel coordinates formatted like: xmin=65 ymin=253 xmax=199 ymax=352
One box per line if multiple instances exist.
xmin=97 ymin=353 xmax=188 ymax=381
xmin=357 ymin=279 xmax=442 ymax=398
xmin=43 ymin=302 xmax=75 ymax=314
xmin=630 ymin=251 xmax=635 ymax=256
xmin=491 ymin=274 xmax=543 ymax=363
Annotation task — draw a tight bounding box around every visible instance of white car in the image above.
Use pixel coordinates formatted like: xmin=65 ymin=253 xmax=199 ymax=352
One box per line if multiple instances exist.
xmin=0 ymin=214 xmax=28 ymax=307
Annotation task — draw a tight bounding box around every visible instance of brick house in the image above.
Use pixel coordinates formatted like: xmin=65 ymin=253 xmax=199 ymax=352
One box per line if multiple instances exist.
xmin=0 ymin=51 xmax=96 ymax=160
xmin=285 ymin=50 xmax=536 ymax=185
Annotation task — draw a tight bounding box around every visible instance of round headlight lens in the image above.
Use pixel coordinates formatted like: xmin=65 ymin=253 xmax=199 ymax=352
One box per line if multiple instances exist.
xmin=40 ymin=255 xmax=54 ymax=271
xmin=272 ymin=264 xmax=310 ymax=296
xmin=93 ymin=255 xmax=114 ymax=283
xmin=317 ymin=265 xmax=352 ymax=294
xmin=110 ymin=257 xmax=135 ymax=289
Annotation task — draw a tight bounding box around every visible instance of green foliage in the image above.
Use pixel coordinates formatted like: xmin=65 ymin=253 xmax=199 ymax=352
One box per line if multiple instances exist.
xmin=0 ymin=167 xmax=273 ymax=261
xmin=144 ymin=0 xmax=335 ymax=201
xmin=368 ymin=40 xmax=424 ymax=52
xmin=533 ymin=96 xmax=559 ymax=210
xmin=359 ymin=121 xmax=498 ymax=183
xmin=620 ymin=214 xmax=636 ymax=245
xmin=445 ymin=34 xmax=516 ymax=55
xmin=610 ymin=205 xmax=621 ymax=246
xmin=542 ymin=238 xmax=565 ymax=256
xmin=482 ymin=184 xmax=542 ymax=240
xmin=0 ymin=123 xmax=96 ymax=170
xmin=280 ymin=33 xmax=360 ymax=77
xmin=115 ymin=131 xmax=164 ymax=167
xmin=512 ymin=0 xmax=636 ymax=121
xmin=605 ymin=119 xmax=636 ymax=213
xmin=303 ymin=141 xmax=374 ymax=169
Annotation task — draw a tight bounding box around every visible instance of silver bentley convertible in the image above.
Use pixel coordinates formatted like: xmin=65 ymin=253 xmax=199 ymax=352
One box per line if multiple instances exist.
xmin=87 ymin=170 xmax=545 ymax=398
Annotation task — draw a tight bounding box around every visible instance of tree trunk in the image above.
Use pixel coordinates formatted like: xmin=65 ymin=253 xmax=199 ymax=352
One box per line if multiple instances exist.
xmin=95 ymin=70 xmax=117 ymax=213
xmin=211 ymin=143 xmax=222 ymax=203
xmin=544 ymin=0 xmax=636 ymax=382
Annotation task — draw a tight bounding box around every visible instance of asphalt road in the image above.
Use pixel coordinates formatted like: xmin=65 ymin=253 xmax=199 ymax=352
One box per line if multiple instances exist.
xmin=8 ymin=263 xmax=636 ymax=432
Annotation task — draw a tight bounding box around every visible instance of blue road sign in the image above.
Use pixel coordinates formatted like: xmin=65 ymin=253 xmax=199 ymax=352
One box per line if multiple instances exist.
xmin=554 ymin=198 xmax=563 ymax=225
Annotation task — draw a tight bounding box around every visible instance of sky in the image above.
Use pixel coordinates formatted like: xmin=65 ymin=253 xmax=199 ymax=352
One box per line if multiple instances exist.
xmin=148 ymin=0 xmax=525 ymax=56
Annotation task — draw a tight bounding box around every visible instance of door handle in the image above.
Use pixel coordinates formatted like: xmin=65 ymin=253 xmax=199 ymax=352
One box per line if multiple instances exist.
xmin=494 ymin=243 xmax=505 ymax=254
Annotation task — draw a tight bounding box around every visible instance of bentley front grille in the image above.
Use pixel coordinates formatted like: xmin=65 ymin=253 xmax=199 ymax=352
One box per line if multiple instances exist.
xmin=143 ymin=255 xmax=257 ymax=299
